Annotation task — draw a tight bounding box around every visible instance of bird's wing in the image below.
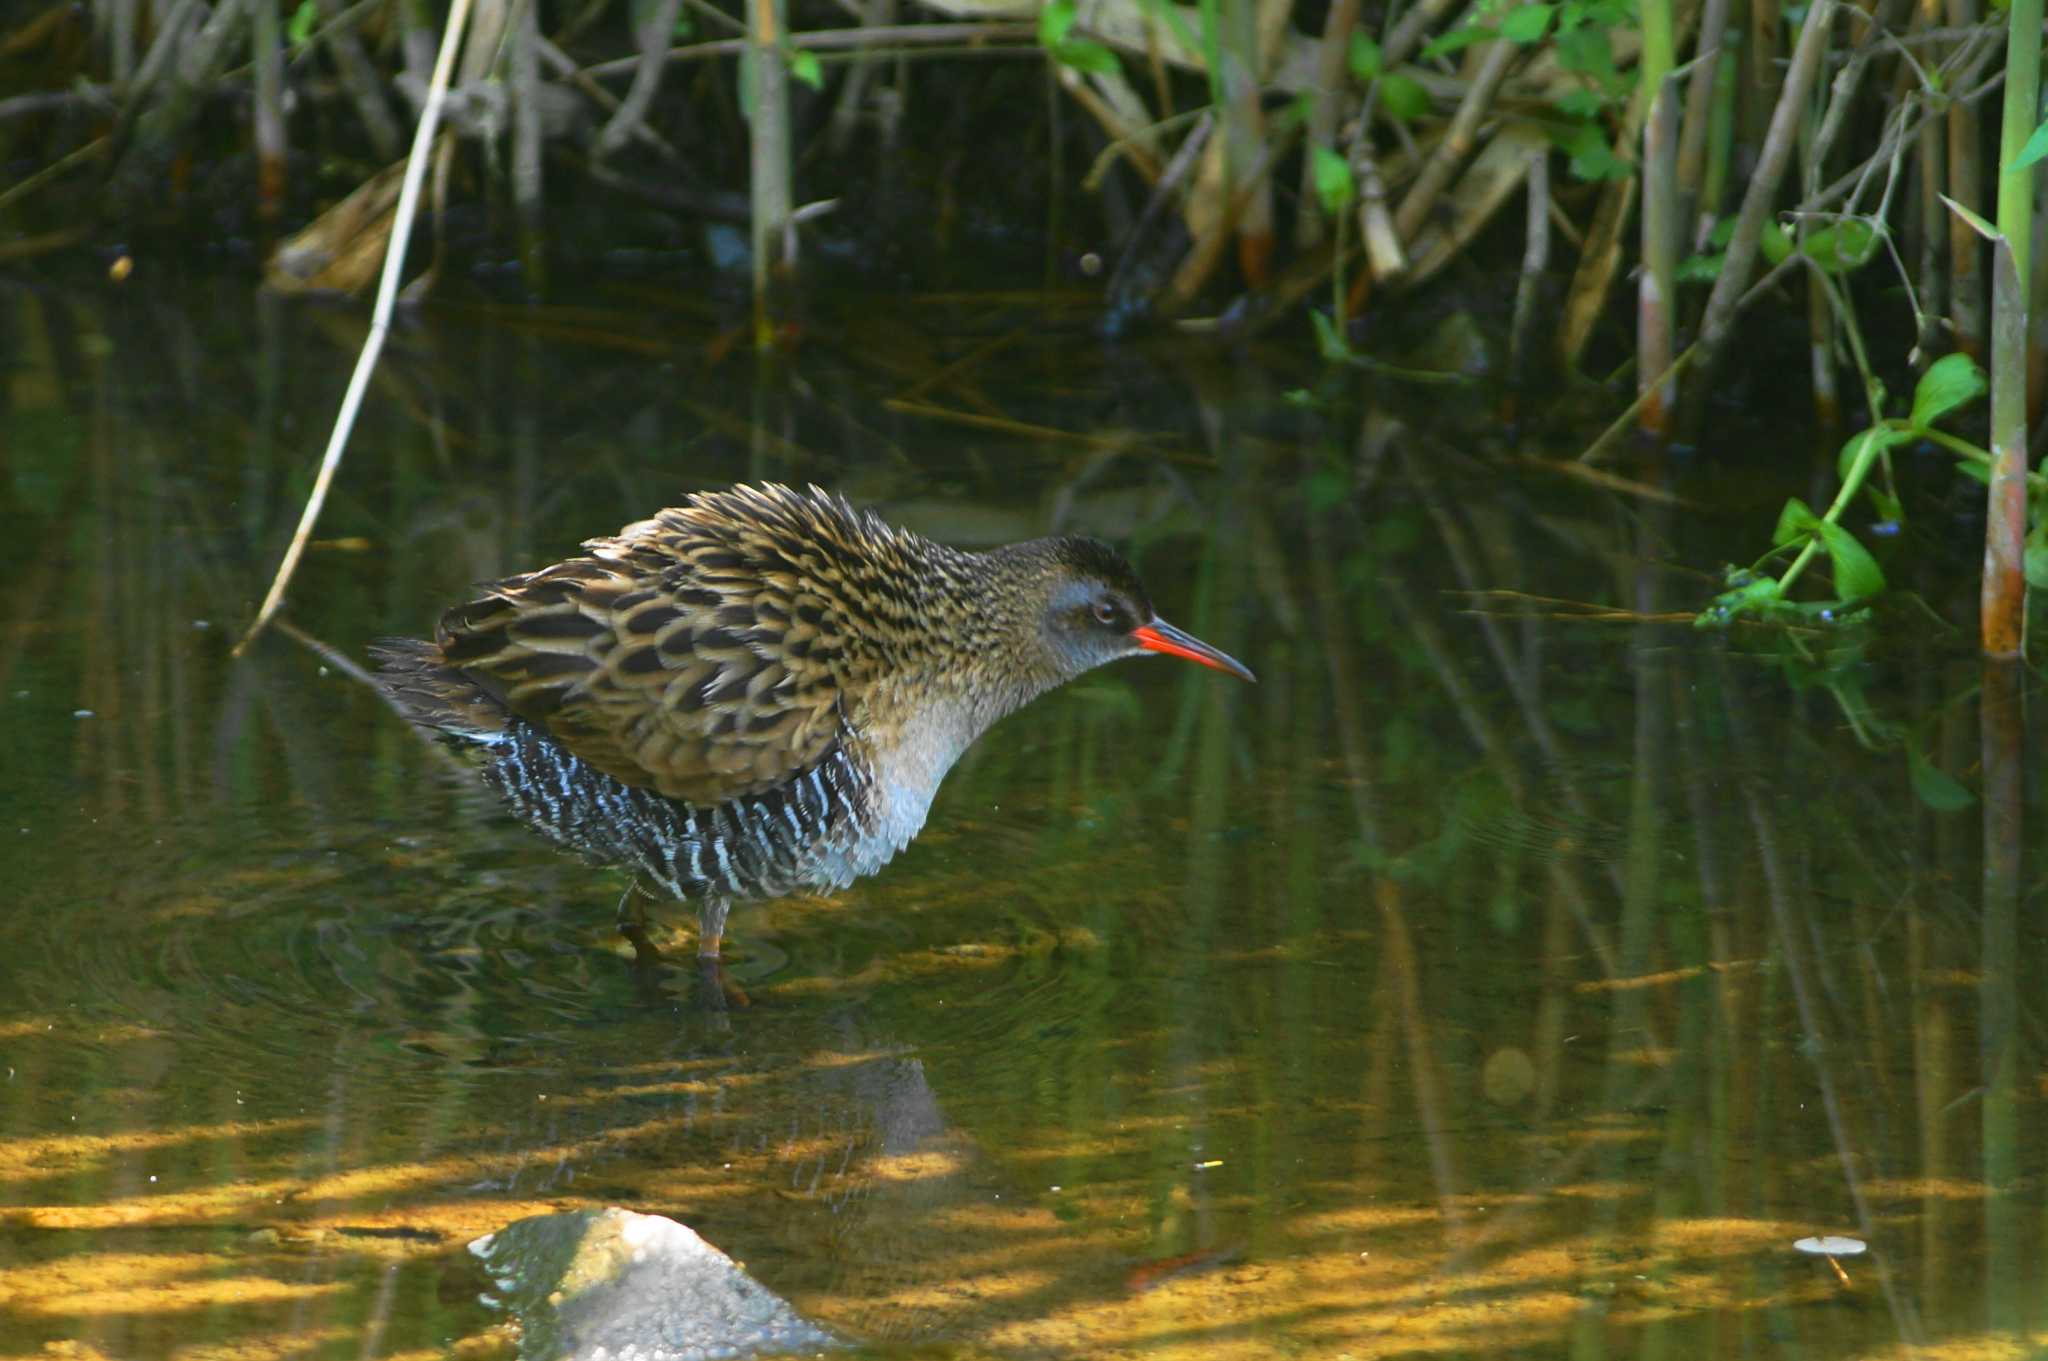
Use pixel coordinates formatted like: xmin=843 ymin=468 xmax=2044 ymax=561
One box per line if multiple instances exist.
xmin=433 ymin=485 xmax=889 ymax=806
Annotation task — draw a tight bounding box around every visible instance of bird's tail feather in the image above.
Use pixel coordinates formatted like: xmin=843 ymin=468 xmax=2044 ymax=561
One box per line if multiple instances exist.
xmin=368 ymin=638 xmax=513 ymax=744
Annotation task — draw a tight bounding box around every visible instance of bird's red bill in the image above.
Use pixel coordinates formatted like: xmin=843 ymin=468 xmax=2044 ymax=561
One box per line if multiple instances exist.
xmin=1132 ymin=621 xmax=1256 ymax=682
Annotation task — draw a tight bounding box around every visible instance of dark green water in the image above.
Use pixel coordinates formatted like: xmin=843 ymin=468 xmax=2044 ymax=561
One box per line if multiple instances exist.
xmin=0 ymin=274 xmax=2042 ymax=1359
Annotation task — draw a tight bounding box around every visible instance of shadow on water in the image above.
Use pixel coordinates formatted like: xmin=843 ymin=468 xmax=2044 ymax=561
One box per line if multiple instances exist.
xmin=0 ymin=272 xmax=2042 ymax=1359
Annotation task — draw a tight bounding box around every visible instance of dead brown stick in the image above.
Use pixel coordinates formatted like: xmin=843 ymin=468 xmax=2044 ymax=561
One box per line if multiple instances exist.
xmin=235 ymin=0 xmax=476 ymax=656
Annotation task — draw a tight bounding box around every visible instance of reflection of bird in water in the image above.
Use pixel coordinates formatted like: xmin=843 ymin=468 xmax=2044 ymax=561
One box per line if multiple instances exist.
xmin=372 ymin=483 xmax=1253 ymax=966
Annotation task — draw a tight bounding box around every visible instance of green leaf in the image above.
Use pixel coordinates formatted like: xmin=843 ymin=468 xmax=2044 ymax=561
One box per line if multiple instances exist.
xmin=1348 ymin=30 xmax=1382 ymax=81
xmin=1311 ymin=145 xmax=1355 ymax=217
xmin=1311 ymin=309 xmax=1354 ymax=363
xmin=287 ymin=0 xmax=318 ymax=44
xmin=1799 ymin=219 xmax=1880 ymax=272
xmin=1773 ymin=497 xmax=1821 ymax=547
xmin=1304 ymin=465 xmax=1349 ymax=508
xmin=1380 ymin=73 xmax=1430 ymax=120
xmin=1759 ymin=218 xmax=1794 ymax=265
xmin=1868 ymin=487 xmax=1904 ymax=524
xmin=1554 ymin=87 xmax=1605 ymax=118
xmin=1834 ymin=424 xmax=1913 ymax=481
xmin=788 ymin=48 xmax=823 ymax=88
xmin=1906 ymin=744 xmax=1975 ymax=811
xmin=1694 ymin=575 xmax=1783 ymax=629
xmin=1676 ymin=252 xmax=1723 ymax=282
xmin=2010 ymin=117 xmax=2048 ymax=172
xmin=1909 ymin=352 xmax=1988 ymax=429
xmin=1050 ymin=37 xmax=1120 ymax=74
xmin=1554 ymin=23 xmax=1614 ymax=79
xmin=1938 ymin=192 xmax=2000 ymax=242
xmin=2026 ymin=537 xmax=2048 ymax=588
xmin=1501 ymin=4 xmax=1556 ymax=43
xmin=1421 ymin=24 xmax=1492 ymax=60
xmin=1815 ymin=520 xmax=1885 ymax=599
xmin=1039 ymin=0 xmax=1078 ymax=48
xmin=1559 ymin=121 xmax=1628 ymax=181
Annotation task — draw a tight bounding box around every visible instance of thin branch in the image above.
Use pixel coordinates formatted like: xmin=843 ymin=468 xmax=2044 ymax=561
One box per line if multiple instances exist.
xmin=235 ymin=0 xmax=477 ymax=656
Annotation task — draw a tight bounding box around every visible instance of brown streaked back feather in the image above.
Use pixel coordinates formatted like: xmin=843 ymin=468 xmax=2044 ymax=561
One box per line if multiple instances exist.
xmin=426 ymin=484 xmax=943 ymax=807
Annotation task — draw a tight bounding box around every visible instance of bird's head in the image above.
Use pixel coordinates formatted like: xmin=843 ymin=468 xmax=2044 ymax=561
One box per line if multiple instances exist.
xmin=1026 ymin=538 xmax=1256 ymax=686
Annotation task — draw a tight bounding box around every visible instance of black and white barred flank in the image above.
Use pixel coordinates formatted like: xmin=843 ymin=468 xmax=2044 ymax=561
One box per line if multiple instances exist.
xmin=472 ymin=718 xmax=876 ymax=905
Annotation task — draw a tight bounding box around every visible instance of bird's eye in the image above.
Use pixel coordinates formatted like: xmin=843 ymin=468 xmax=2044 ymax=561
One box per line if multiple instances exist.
xmin=1092 ymin=600 xmax=1118 ymax=626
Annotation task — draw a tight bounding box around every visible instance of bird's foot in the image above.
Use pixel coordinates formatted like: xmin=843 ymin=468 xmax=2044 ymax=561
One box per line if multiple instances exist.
xmin=697 ymin=951 xmax=751 ymax=1008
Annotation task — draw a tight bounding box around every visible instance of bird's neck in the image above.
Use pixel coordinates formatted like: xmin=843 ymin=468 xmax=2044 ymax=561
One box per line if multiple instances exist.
xmin=862 ymin=538 xmax=1064 ymax=753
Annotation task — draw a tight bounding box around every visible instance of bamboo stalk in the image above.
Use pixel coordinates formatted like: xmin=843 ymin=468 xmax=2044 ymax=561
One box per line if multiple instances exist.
xmin=1980 ymin=0 xmax=2038 ymax=654
xmin=1982 ymin=240 xmax=2026 ymax=654
xmin=235 ymin=0 xmax=477 ymax=656
xmin=1639 ymin=0 xmax=1680 ymax=439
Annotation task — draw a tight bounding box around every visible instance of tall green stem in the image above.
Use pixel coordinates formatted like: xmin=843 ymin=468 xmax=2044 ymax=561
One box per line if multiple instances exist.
xmin=1983 ymin=6 xmax=2038 ymax=655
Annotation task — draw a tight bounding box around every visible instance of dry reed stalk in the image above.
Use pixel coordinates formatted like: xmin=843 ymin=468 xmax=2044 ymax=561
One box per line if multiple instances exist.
xmin=1508 ymin=147 xmax=1550 ymax=386
xmin=315 ymin=0 xmax=403 ymax=159
xmin=536 ymin=36 xmax=683 ymax=161
xmin=1557 ymin=168 xmax=1636 ymax=371
xmin=1296 ymin=0 xmax=1362 ymax=249
xmin=1691 ymin=0 xmax=1841 ymax=384
xmin=749 ymin=0 xmax=793 ymax=346
xmin=1943 ymin=0 xmax=1985 ymax=353
xmin=1674 ymin=0 xmax=1732 ymax=229
xmin=1744 ymin=0 xmax=1782 ymax=147
xmin=596 ymin=0 xmax=689 ymax=159
xmin=1911 ymin=0 xmax=1946 ymax=352
xmin=1219 ymin=0 xmax=1277 ymax=287
xmin=105 ymin=0 xmax=136 ymax=82
xmin=1695 ymin=21 xmax=1737 ymax=247
xmin=1392 ymin=28 xmax=1518 ymax=241
xmin=511 ymin=0 xmax=546 ymax=286
xmin=251 ymin=0 xmax=286 ymax=218
xmin=826 ymin=0 xmax=898 ymax=151
xmin=101 ymin=0 xmax=242 ymax=207
xmin=235 ymin=0 xmax=477 ymax=656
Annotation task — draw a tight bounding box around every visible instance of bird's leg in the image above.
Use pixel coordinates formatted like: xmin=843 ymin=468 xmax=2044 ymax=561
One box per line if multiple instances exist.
xmin=696 ymin=895 xmax=731 ymax=958
xmin=694 ymin=896 xmax=750 ymax=1007
xmin=616 ymin=879 xmax=661 ymax=961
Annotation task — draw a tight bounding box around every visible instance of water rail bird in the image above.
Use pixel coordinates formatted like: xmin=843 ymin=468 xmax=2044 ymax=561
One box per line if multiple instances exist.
xmin=372 ymin=483 xmax=1254 ymax=959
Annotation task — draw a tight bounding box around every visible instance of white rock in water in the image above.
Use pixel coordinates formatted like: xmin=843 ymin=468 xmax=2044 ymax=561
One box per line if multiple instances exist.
xmin=1793 ymin=1235 xmax=1867 ymax=1256
xmin=470 ymin=1207 xmax=839 ymax=1361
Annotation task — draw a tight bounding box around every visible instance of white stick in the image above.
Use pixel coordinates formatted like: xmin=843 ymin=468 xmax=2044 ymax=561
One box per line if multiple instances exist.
xmin=235 ymin=0 xmax=476 ymax=656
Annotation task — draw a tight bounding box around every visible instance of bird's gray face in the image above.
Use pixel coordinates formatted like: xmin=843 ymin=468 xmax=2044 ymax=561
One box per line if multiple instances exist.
xmin=1041 ymin=576 xmax=1153 ymax=679
xmin=1039 ymin=575 xmax=1257 ymax=685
